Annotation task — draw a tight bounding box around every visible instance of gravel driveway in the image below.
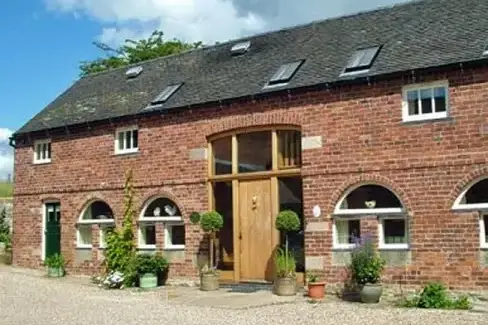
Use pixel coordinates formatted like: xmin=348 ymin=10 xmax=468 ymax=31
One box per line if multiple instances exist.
xmin=0 ymin=267 xmax=485 ymax=325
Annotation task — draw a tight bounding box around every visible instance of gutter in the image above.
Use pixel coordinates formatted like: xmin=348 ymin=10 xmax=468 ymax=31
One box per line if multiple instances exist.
xmin=8 ymin=137 xmax=16 ymax=149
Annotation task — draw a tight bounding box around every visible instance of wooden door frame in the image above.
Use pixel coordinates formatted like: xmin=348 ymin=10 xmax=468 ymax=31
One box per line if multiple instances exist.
xmin=42 ymin=201 xmax=60 ymax=261
xmin=207 ymin=127 xmax=302 ymax=283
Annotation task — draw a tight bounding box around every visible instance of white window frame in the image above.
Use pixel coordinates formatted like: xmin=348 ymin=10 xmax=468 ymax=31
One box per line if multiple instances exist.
xmin=115 ymin=126 xmax=139 ymax=155
xmin=402 ymin=80 xmax=449 ymax=122
xmin=452 ymin=177 xmax=488 ymax=211
xmin=33 ymin=139 xmax=52 ymax=164
xmin=76 ymin=201 xmax=115 ymax=249
xmin=164 ymin=223 xmax=185 ymax=250
xmin=332 ymin=217 xmax=362 ymax=250
xmin=138 ymin=222 xmax=157 ymax=250
xmin=378 ymin=216 xmax=409 ymax=250
xmin=76 ymin=224 xmax=93 ymax=249
xmin=480 ymin=214 xmax=488 ymax=249
xmin=99 ymin=224 xmax=115 ymax=249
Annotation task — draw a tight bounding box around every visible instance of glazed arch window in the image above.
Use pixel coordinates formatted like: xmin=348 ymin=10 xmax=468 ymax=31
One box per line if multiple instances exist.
xmin=33 ymin=139 xmax=51 ymax=164
xmin=452 ymin=177 xmax=488 ymax=248
xmin=139 ymin=197 xmax=185 ymax=250
xmin=210 ymin=129 xmax=301 ymax=176
xmin=76 ymin=200 xmax=115 ymax=248
xmin=333 ymin=184 xmax=408 ymax=250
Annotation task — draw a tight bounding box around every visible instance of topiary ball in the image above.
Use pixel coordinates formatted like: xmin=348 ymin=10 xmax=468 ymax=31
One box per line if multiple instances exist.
xmin=200 ymin=211 xmax=224 ymax=233
xmin=189 ymin=211 xmax=201 ymax=225
xmin=275 ymin=210 xmax=300 ymax=233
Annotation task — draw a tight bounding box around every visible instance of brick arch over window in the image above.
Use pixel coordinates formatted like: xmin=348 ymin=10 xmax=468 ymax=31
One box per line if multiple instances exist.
xmin=328 ymin=174 xmax=411 ymax=213
xmin=204 ymin=111 xmax=302 ymax=137
xmin=76 ymin=193 xmax=113 ymax=219
xmin=138 ymin=189 xmax=188 ymax=220
xmin=448 ymin=166 xmax=488 ymax=209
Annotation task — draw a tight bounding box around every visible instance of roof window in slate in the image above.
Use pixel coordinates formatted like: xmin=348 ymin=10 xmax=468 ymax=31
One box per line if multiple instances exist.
xmin=342 ymin=46 xmax=382 ymax=74
xmin=483 ymin=44 xmax=488 ymax=56
xmin=231 ymin=40 xmax=251 ymax=56
xmin=150 ymin=83 xmax=183 ymax=105
xmin=125 ymin=66 xmax=143 ymax=78
xmin=265 ymin=60 xmax=304 ymax=87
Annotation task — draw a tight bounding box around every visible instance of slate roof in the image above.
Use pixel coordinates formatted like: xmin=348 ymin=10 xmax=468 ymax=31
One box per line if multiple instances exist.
xmin=15 ymin=0 xmax=488 ymax=135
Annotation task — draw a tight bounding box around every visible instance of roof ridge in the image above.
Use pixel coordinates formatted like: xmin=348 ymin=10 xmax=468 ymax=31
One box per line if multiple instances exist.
xmin=81 ymin=0 xmax=424 ymax=79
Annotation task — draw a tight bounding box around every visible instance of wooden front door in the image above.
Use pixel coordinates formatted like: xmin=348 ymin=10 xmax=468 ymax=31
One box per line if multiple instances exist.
xmin=45 ymin=203 xmax=61 ymax=259
xmin=239 ymin=179 xmax=274 ymax=281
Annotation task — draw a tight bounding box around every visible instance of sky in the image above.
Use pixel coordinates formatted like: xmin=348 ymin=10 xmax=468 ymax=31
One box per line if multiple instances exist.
xmin=0 ymin=0 xmax=410 ymax=179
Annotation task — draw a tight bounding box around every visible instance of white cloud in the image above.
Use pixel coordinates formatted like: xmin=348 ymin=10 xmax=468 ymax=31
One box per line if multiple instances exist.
xmin=0 ymin=128 xmax=13 ymax=181
xmin=45 ymin=0 xmax=409 ymax=46
xmin=0 ymin=128 xmax=12 ymax=142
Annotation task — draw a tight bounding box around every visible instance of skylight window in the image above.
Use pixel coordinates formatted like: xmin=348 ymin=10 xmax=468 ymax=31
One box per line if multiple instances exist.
xmin=343 ymin=46 xmax=382 ymax=74
xmin=150 ymin=83 xmax=183 ymax=105
xmin=231 ymin=41 xmax=251 ymax=56
xmin=266 ymin=60 xmax=304 ymax=87
xmin=125 ymin=66 xmax=143 ymax=78
xmin=483 ymin=44 xmax=488 ymax=56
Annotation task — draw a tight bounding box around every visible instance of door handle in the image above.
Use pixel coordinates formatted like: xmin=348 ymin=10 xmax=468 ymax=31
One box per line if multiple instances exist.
xmin=239 ymin=232 xmax=242 ymax=240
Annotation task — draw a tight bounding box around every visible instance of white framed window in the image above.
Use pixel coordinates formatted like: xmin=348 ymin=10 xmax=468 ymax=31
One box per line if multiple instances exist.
xmin=115 ymin=126 xmax=139 ymax=154
xmin=480 ymin=214 xmax=488 ymax=249
xmin=402 ymin=81 xmax=449 ymax=122
xmin=99 ymin=225 xmax=115 ymax=249
xmin=33 ymin=139 xmax=52 ymax=164
xmin=378 ymin=216 xmax=409 ymax=249
xmin=164 ymin=223 xmax=185 ymax=250
xmin=333 ymin=218 xmax=361 ymax=249
xmin=138 ymin=224 xmax=156 ymax=249
xmin=76 ymin=200 xmax=115 ymax=248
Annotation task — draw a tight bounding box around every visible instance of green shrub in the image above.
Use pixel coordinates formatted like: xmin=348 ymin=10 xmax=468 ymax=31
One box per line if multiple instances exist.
xmin=44 ymin=253 xmax=65 ymax=268
xmin=275 ymin=210 xmax=300 ymax=233
xmin=275 ymin=248 xmax=296 ymax=278
xmin=350 ymin=238 xmax=385 ymax=285
xmin=200 ymin=211 xmax=224 ymax=233
xmin=133 ymin=253 xmax=169 ymax=276
xmin=402 ymin=282 xmax=471 ymax=310
xmin=189 ymin=212 xmax=201 ymax=225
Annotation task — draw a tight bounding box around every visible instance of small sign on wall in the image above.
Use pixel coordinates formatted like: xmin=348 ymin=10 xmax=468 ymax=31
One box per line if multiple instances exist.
xmin=312 ymin=205 xmax=321 ymax=218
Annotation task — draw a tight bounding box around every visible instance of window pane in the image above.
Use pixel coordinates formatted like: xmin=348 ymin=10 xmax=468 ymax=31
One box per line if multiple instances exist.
xmin=484 ymin=215 xmax=488 ymax=244
xmin=79 ymin=225 xmax=92 ymax=246
xmin=125 ymin=131 xmax=132 ymax=149
xmin=214 ymin=182 xmax=233 ymax=270
xmin=142 ymin=225 xmax=156 ymax=245
xmin=42 ymin=143 xmax=47 ymax=160
xmin=212 ymin=137 xmax=232 ymax=175
xmin=132 ymin=130 xmax=139 ymax=149
xmin=170 ymin=225 xmax=185 ymax=246
xmin=47 ymin=143 xmax=51 ymax=159
xmin=384 ymin=219 xmax=406 ymax=244
xmin=238 ymin=131 xmax=272 ymax=173
xmin=420 ymin=88 xmax=433 ymax=114
xmin=407 ymin=90 xmax=419 ymax=115
xmin=278 ymin=130 xmax=302 ymax=169
xmin=434 ymin=87 xmax=447 ymax=112
xmin=36 ymin=144 xmax=41 ymax=161
xmin=118 ymin=132 xmax=124 ymax=150
xmin=336 ymin=220 xmax=360 ymax=244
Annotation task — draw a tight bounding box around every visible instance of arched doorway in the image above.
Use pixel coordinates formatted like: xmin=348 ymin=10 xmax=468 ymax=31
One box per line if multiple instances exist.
xmin=208 ymin=127 xmax=303 ymax=283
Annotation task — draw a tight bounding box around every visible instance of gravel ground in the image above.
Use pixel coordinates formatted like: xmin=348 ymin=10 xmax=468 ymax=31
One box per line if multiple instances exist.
xmin=0 ymin=268 xmax=485 ymax=325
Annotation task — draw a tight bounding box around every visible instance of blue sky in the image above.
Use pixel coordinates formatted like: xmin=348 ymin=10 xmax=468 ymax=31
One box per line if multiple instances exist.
xmin=0 ymin=0 xmax=408 ymax=179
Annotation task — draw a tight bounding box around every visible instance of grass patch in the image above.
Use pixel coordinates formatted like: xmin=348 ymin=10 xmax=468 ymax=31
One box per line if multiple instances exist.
xmin=0 ymin=183 xmax=12 ymax=198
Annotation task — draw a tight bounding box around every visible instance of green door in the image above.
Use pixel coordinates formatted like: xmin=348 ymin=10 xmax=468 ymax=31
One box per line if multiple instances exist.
xmin=45 ymin=203 xmax=61 ymax=258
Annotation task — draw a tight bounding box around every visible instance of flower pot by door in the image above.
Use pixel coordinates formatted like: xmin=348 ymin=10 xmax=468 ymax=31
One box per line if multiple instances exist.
xmin=47 ymin=267 xmax=64 ymax=278
xmin=274 ymin=277 xmax=297 ymax=296
xmin=200 ymin=273 xmax=219 ymax=291
xmin=139 ymin=273 xmax=158 ymax=289
xmin=308 ymin=282 xmax=326 ymax=299
xmin=360 ymin=283 xmax=383 ymax=303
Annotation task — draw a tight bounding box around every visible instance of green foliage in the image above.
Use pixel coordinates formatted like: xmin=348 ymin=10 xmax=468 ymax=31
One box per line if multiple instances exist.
xmin=308 ymin=274 xmax=319 ymax=283
xmin=189 ymin=211 xmax=201 ymax=225
xmin=350 ymin=238 xmax=385 ymax=285
xmin=275 ymin=210 xmax=300 ymax=233
xmin=105 ymin=170 xmax=137 ymax=287
xmin=275 ymin=248 xmax=296 ymax=278
xmin=80 ymin=30 xmax=203 ymax=76
xmin=0 ymin=207 xmax=10 ymax=246
xmin=401 ymin=282 xmax=471 ymax=310
xmin=200 ymin=211 xmax=224 ymax=233
xmin=0 ymin=183 xmax=12 ymax=198
xmin=134 ymin=253 xmax=169 ymax=275
xmin=44 ymin=253 xmax=65 ymax=268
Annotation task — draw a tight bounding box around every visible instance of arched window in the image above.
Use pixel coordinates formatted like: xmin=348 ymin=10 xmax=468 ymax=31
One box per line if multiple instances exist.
xmin=139 ymin=197 xmax=185 ymax=250
xmin=452 ymin=177 xmax=488 ymax=248
xmin=77 ymin=200 xmax=115 ymax=249
xmin=333 ymin=184 xmax=408 ymax=250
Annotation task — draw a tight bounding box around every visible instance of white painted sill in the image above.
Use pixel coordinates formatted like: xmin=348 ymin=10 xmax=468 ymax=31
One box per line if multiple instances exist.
xmin=402 ymin=112 xmax=448 ymax=123
xmin=332 ymin=244 xmax=356 ymax=250
xmin=378 ymin=244 xmax=410 ymax=250
xmin=77 ymin=219 xmax=115 ymax=225
xmin=76 ymin=244 xmax=92 ymax=249
xmin=139 ymin=217 xmax=183 ymax=222
xmin=115 ymin=148 xmax=139 ymax=156
xmin=138 ymin=245 xmax=156 ymax=250
xmin=164 ymin=245 xmax=185 ymax=251
xmin=33 ymin=160 xmax=51 ymax=165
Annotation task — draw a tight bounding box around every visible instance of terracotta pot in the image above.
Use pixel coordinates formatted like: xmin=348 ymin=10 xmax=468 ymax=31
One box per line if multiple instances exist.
xmin=200 ymin=273 xmax=219 ymax=291
xmin=274 ymin=276 xmax=297 ymax=296
xmin=359 ymin=283 xmax=383 ymax=303
xmin=308 ymin=282 xmax=326 ymax=299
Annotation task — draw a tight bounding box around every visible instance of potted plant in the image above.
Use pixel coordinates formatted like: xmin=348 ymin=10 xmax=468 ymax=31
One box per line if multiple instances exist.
xmin=350 ymin=237 xmax=386 ymax=303
xmin=135 ymin=253 xmax=169 ymax=289
xmin=191 ymin=211 xmax=224 ymax=291
xmin=307 ymin=274 xmax=326 ymax=299
xmin=44 ymin=253 xmax=66 ymax=277
xmin=274 ymin=210 xmax=300 ymax=296
xmin=0 ymin=233 xmax=12 ymax=265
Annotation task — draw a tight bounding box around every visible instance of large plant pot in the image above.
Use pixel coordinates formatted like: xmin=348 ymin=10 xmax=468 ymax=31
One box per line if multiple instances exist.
xmin=200 ymin=273 xmax=219 ymax=291
xmin=360 ymin=283 xmax=383 ymax=303
xmin=274 ymin=276 xmax=297 ymax=296
xmin=47 ymin=267 xmax=64 ymax=278
xmin=308 ymin=282 xmax=326 ymax=299
xmin=139 ymin=273 xmax=158 ymax=289
xmin=0 ymin=248 xmax=12 ymax=265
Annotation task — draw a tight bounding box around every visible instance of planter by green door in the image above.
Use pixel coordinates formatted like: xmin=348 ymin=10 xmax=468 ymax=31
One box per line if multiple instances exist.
xmin=45 ymin=203 xmax=61 ymax=259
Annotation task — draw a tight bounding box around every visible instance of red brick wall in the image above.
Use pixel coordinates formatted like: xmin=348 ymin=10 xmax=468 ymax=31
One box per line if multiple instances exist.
xmin=12 ymin=66 xmax=488 ymax=289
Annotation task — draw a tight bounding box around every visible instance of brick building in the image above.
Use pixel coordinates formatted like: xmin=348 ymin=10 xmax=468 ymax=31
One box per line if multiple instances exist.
xmin=10 ymin=0 xmax=488 ymax=290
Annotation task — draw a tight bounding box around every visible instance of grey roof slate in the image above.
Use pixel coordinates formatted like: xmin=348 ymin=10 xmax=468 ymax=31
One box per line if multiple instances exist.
xmin=16 ymin=0 xmax=488 ymax=135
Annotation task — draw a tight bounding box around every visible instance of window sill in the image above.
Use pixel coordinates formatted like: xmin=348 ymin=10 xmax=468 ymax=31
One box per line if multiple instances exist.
xmin=138 ymin=245 xmax=156 ymax=250
xmin=114 ymin=150 xmax=140 ymax=157
xmin=379 ymin=245 xmax=410 ymax=251
xmin=139 ymin=217 xmax=183 ymax=223
xmin=76 ymin=245 xmax=92 ymax=250
xmin=402 ymin=115 xmax=453 ymax=125
xmin=164 ymin=246 xmax=185 ymax=251
xmin=33 ymin=160 xmax=51 ymax=165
